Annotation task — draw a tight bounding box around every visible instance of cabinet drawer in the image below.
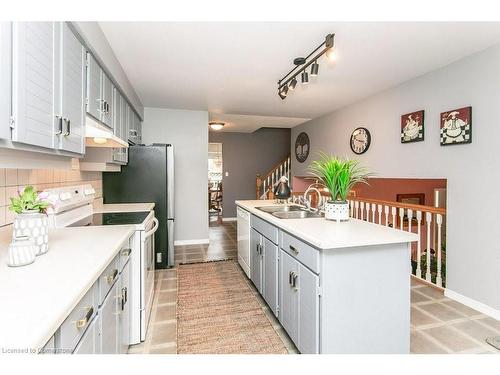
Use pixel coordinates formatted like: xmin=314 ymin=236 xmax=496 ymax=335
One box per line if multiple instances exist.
xmin=251 ymin=215 xmax=278 ymax=244
xmin=99 ymin=255 xmax=119 ymax=305
xmin=118 ymin=238 xmax=132 ymax=273
xmin=280 ymin=231 xmax=320 ymax=274
xmin=57 ymin=282 xmax=97 ymax=352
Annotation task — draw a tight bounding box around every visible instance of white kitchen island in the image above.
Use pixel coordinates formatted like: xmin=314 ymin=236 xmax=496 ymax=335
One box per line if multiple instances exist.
xmin=236 ymin=200 xmax=418 ymax=354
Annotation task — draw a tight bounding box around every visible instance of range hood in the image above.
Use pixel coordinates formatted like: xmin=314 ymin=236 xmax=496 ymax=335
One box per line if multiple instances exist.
xmin=85 ymin=115 xmax=128 ymax=148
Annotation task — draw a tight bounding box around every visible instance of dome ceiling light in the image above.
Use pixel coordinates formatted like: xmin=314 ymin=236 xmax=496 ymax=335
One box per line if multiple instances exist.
xmin=277 ymin=33 xmax=335 ymax=100
xmin=209 ymin=122 xmax=225 ymax=131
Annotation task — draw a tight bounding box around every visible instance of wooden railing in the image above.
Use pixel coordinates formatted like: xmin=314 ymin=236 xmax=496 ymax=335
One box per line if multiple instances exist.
xmin=256 ymin=155 xmax=291 ymax=199
xmin=348 ymin=197 xmax=447 ymax=288
xmin=288 ymin=192 xmax=446 ymax=288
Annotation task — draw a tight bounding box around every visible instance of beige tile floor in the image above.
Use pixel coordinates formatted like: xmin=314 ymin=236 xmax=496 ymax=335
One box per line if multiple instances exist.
xmin=129 ymin=222 xmax=500 ymax=354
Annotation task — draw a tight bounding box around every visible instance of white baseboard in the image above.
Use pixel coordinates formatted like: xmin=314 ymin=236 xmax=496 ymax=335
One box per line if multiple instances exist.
xmin=222 ymin=217 xmax=237 ymax=222
xmin=444 ymin=289 xmax=500 ymax=321
xmin=174 ymin=238 xmax=209 ymax=246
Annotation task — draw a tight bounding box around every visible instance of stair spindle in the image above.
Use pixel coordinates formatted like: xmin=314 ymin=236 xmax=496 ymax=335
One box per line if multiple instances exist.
xmin=436 ymin=214 xmax=443 ymax=287
xmin=416 ymin=211 xmax=422 ymax=279
xmin=425 ymin=212 xmax=432 ymax=281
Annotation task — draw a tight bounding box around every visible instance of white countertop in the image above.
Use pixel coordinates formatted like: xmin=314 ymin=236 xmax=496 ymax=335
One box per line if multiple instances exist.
xmin=93 ymin=202 xmax=155 ymax=213
xmin=236 ymin=200 xmax=418 ymax=250
xmin=0 ymin=224 xmax=135 ymax=351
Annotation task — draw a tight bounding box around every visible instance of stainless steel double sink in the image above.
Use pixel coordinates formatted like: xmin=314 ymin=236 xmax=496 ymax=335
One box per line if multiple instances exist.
xmin=256 ymin=205 xmax=323 ymax=219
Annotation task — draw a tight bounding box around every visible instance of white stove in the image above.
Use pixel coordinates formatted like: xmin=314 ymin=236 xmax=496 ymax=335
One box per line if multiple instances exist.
xmin=44 ymin=184 xmax=158 ymax=344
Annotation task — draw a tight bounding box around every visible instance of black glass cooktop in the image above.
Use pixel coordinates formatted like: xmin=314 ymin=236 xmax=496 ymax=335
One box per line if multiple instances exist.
xmin=68 ymin=211 xmax=150 ymax=227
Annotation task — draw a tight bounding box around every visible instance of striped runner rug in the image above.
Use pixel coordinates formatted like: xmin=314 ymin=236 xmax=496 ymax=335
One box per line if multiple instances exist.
xmin=177 ymin=260 xmax=287 ymax=354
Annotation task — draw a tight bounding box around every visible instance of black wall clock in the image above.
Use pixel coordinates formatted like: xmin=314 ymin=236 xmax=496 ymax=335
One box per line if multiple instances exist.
xmin=350 ymin=127 xmax=371 ymax=154
xmin=295 ymin=132 xmax=310 ymax=163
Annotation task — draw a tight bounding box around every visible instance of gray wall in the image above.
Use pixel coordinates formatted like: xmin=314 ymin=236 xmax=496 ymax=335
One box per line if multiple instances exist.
xmin=291 ymin=44 xmax=500 ymax=312
xmin=71 ymin=22 xmax=144 ymax=118
xmin=210 ymin=128 xmax=291 ymax=218
xmin=143 ymin=107 xmax=209 ymax=243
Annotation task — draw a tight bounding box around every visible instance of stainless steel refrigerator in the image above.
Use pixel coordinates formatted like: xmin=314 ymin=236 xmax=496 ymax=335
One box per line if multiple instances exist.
xmin=103 ymin=144 xmax=174 ymax=268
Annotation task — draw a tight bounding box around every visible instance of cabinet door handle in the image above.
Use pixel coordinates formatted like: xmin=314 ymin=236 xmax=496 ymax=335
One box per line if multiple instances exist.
xmin=63 ymin=118 xmax=70 ymax=136
xmin=289 ymin=245 xmax=299 ymax=255
xmin=289 ymin=271 xmax=294 ymax=285
xmin=121 ymin=248 xmax=132 ymax=256
xmin=75 ymin=307 xmax=94 ymax=329
xmin=121 ymin=287 xmax=127 ymax=310
xmin=55 ymin=115 xmax=63 ymax=135
xmin=256 ymin=243 xmax=260 ymax=254
xmin=292 ymin=274 xmax=298 ymax=289
xmin=106 ymin=269 xmax=118 ymax=284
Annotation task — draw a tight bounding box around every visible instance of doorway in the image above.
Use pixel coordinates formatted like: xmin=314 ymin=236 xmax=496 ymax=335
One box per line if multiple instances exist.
xmin=208 ymin=143 xmax=223 ymax=225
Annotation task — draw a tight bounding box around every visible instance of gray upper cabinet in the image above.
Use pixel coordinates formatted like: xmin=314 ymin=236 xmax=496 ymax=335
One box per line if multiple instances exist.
xmin=86 ymin=53 xmax=102 ymax=122
xmin=0 ymin=22 xmax=11 ymax=140
xmin=101 ymin=74 xmax=113 ymax=128
xmin=11 ymin=22 xmax=56 ymax=149
xmin=86 ymin=52 xmax=114 ymax=130
xmin=56 ymin=23 xmax=85 ymax=154
xmin=11 ymin=22 xmax=85 ymax=155
xmin=113 ymin=87 xmax=122 ymax=139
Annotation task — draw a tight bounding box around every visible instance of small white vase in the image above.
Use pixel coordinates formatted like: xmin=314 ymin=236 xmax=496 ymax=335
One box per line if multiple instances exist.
xmin=7 ymin=235 xmax=36 ymax=267
xmin=324 ymin=201 xmax=350 ymax=222
xmin=13 ymin=210 xmax=49 ymax=256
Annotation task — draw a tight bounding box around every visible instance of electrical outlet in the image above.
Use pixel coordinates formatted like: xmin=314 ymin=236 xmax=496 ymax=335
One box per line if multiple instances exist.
xmin=225 ymin=171 xmax=229 ymax=177
xmin=156 ymin=253 xmax=162 ymax=263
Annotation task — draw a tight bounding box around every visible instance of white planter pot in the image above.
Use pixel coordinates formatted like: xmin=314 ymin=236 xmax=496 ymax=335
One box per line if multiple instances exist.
xmin=324 ymin=201 xmax=349 ymax=222
xmin=13 ymin=210 xmax=49 ymax=256
xmin=7 ymin=235 xmax=36 ymax=267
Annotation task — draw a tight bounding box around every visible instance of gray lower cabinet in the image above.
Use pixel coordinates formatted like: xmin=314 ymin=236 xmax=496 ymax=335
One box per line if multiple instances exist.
xmin=118 ymin=259 xmax=131 ymax=354
xmin=74 ymin=316 xmax=99 ymax=354
xmin=250 ymin=223 xmax=279 ymax=315
xmin=279 ymin=248 xmax=320 ymax=354
xmin=262 ymin=236 xmax=278 ymax=316
xmin=100 ymin=278 xmax=119 ymax=354
xmin=248 ymin=213 xmax=319 ymax=354
xmin=250 ymin=228 xmax=262 ymax=293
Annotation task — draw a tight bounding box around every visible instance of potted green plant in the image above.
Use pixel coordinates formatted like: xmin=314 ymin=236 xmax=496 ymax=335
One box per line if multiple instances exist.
xmin=308 ymin=153 xmax=371 ymax=221
xmin=9 ymin=186 xmax=52 ymax=256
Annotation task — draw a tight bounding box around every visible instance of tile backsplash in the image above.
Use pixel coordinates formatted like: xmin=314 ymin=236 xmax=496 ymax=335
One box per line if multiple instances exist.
xmin=0 ymin=168 xmax=102 ymax=227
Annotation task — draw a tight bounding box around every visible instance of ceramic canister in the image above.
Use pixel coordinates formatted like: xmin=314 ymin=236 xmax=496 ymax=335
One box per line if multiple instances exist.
xmin=7 ymin=235 xmax=36 ymax=267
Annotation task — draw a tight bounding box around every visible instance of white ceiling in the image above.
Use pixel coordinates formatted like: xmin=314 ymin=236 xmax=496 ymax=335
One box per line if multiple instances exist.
xmin=100 ymin=22 xmax=500 ymax=131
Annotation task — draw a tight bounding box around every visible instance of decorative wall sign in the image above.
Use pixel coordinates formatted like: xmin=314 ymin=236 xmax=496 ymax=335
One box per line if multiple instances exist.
xmin=440 ymin=106 xmax=472 ymax=146
xmin=295 ymin=132 xmax=310 ymax=163
xmin=401 ymin=110 xmax=424 ymax=143
xmin=350 ymin=127 xmax=371 ymax=154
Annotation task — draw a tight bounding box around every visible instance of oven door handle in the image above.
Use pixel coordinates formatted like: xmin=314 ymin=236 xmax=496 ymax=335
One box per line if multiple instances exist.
xmin=144 ymin=217 xmax=159 ymax=239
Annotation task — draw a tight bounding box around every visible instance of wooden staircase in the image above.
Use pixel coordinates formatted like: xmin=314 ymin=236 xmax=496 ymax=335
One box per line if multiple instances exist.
xmin=255 ymin=155 xmax=291 ymax=199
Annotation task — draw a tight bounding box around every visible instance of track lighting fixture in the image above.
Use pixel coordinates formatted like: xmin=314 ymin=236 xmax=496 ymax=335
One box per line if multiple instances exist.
xmin=277 ymin=33 xmax=335 ymax=100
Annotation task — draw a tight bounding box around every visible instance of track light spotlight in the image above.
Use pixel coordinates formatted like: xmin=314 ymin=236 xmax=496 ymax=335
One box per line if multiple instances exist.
xmin=289 ymin=77 xmax=297 ymax=90
xmin=310 ymin=61 xmax=319 ymax=76
xmin=278 ymin=84 xmax=288 ymax=99
xmin=301 ymin=71 xmax=309 ymax=84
